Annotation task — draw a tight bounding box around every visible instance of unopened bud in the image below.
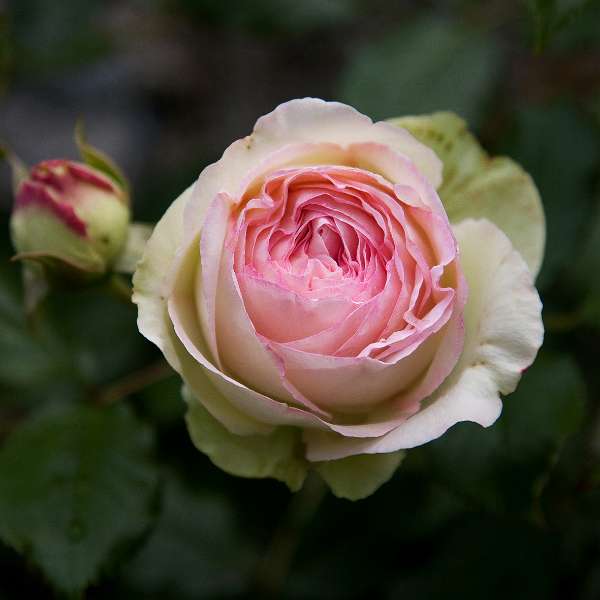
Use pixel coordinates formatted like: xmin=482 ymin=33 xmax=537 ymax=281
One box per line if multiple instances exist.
xmin=10 ymin=159 xmax=130 ymax=278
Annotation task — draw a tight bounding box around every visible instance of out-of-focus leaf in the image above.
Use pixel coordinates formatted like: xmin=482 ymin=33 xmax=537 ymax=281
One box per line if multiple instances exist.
xmin=11 ymin=0 xmax=110 ymax=75
xmin=563 ymin=194 xmax=600 ymax=329
xmin=137 ymin=373 xmax=186 ymax=427
xmin=506 ymin=105 xmax=599 ymax=290
xmin=387 ymin=515 xmax=557 ymax=600
xmin=123 ymin=476 xmax=254 ymax=598
xmin=583 ymin=565 xmax=600 ymax=600
xmin=44 ymin=286 xmax=150 ymax=386
xmin=0 ymin=404 xmax=159 ymax=596
xmin=591 ymin=93 xmax=600 ymax=128
xmin=527 ymin=0 xmax=597 ymax=51
xmin=339 ymin=17 xmax=502 ymax=127
xmin=0 ymin=255 xmax=147 ymax=409
xmin=502 ymin=354 xmax=585 ymax=460
xmin=286 ymin=462 xmax=466 ymax=600
xmin=0 ymin=262 xmax=68 ymax=391
xmin=0 ymin=7 xmax=11 ymax=94
xmin=527 ymin=0 xmax=562 ymax=51
xmin=425 ymin=352 xmax=585 ymax=513
xmin=175 ymin=0 xmax=356 ymax=33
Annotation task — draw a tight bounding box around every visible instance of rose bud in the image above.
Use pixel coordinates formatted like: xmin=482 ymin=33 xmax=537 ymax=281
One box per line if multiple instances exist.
xmin=10 ymin=159 xmax=130 ymax=278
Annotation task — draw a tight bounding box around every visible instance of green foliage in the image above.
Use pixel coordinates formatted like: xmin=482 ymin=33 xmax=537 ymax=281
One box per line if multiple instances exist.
xmin=527 ymin=0 xmax=598 ymax=51
xmin=0 ymin=404 xmax=159 ymax=596
xmin=173 ymin=0 xmax=356 ymax=34
xmin=505 ymin=105 xmax=599 ymax=290
xmin=425 ymin=352 xmax=585 ymax=514
xmin=561 ymin=196 xmax=600 ymax=329
xmin=0 ymin=261 xmax=69 ymax=393
xmin=122 ymin=477 xmax=255 ymax=598
xmin=340 ymin=17 xmax=502 ymax=127
xmin=387 ymin=516 xmax=557 ymax=600
xmin=10 ymin=0 xmax=111 ymax=75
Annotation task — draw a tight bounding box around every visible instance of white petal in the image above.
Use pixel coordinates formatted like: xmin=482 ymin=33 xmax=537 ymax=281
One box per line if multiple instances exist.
xmin=132 ymin=184 xmax=195 ymax=370
xmin=180 ymin=99 xmax=442 ymax=251
xmin=252 ymin=99 xmax=442 ymax=187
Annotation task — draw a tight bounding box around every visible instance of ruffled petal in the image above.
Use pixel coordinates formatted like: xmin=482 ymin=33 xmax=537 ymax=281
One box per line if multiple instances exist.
xmin=167 ymin=239 xmax=332 ymax=429
xmin=179 ymin=99 xmax=442 ymax=253
xmin=251 ymin=99 xmax=442 ymax=186
xmin=304 ymin=219 xmax=543 ymax=460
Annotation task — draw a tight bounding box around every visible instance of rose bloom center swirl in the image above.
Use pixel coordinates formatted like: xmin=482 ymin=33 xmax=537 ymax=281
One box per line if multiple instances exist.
xmin=221 ymin=165 xmax=464 ymax=418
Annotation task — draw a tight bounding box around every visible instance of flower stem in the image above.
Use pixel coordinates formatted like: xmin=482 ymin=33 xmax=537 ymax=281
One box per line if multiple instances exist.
xmin=253 ymin=472 xmax=328 ymax=597
xmin=107 ymin=273 xmax=133 ymax=304
xmin=95 ymin=359 xmax=173 ymax=406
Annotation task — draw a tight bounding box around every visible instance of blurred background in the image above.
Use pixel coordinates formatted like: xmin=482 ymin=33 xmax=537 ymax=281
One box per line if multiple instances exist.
xmin=0 ymin=0 xmax=599 ymax=598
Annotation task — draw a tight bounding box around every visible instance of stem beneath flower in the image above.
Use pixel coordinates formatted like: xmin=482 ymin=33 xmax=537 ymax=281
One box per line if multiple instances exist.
xmin=95 ymin=359 xmax=173 ymax=405
xmin=253 ymin=472 xmax=328 ymax=597
xmin=107 ymin=273 xmax=133 ymax=304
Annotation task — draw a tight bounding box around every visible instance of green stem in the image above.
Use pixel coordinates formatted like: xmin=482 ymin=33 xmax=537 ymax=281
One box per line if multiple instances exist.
xmin=253 ymin=472 xmax=328 ymax=597
xmin=95 ymin=359 xmax=173 ymax=406
xmin=107 ymin=273 xmax=133 ymax=304
xmin=544 ymin=308 xmax=586 ymax=333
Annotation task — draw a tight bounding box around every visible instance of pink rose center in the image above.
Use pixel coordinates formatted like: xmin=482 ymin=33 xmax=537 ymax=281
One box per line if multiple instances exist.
xmin=228 ymin=165 xmax=459 ymax=363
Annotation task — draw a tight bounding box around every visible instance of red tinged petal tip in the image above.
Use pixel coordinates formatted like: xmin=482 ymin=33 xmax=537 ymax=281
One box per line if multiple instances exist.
xmin=13 ymin=159 xmax=125 ymax=237
xmin=30 ymin=160 xmax=120 ymax=196
xmin=15 ymin=180 xmax=88 ymax=237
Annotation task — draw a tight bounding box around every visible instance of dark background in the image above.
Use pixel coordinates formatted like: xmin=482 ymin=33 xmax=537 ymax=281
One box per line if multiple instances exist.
xmin=0 ymin=0 xmax=600 ymax=598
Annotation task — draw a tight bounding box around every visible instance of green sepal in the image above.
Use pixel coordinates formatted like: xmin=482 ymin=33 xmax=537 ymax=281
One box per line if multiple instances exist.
xmin=75 ymin=120 xmax=130 ymax=199
xmin=389 ymin=112 xmax=545 ymax=277
xmin=0 ymin=144 xmax=29 ymax=195
xmin=184 ymin=386 xmax=308 ymax=492
xmin=315 ymin=451 xmax=405 ymax=501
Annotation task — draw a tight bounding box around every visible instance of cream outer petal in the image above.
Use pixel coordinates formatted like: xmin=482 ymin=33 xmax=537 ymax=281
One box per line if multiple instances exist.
xmin=171 ymin=325 xmax=273 ymax=436
xmin=132 ymin=184 xmax=196 ymax=371
xmin=303 ymin=219 xmax=544 ymax=460
xmin=181 ymin=99 xmax=442 ymax=253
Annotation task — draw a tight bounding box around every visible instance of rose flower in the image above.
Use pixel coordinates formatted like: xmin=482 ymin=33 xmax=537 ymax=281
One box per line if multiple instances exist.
xmin=134 ymin=99 xmax=544 ymax=499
